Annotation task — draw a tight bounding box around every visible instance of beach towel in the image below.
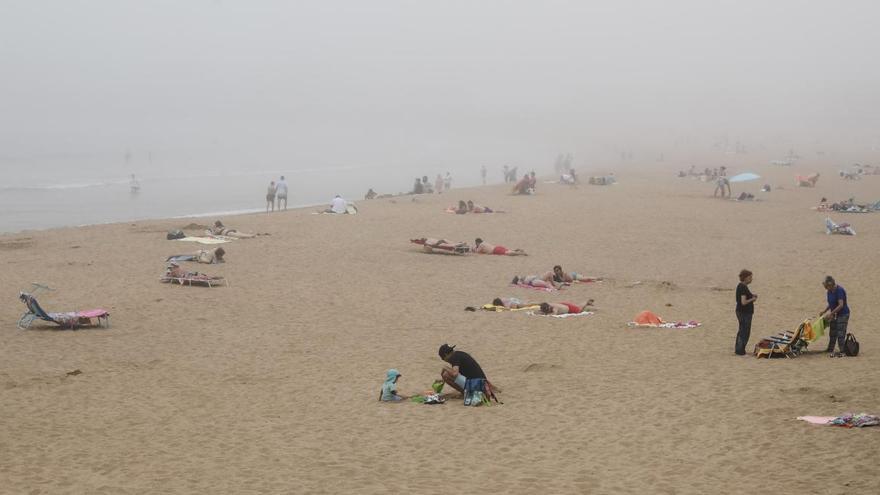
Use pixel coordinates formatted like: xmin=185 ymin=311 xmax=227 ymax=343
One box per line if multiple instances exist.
xmin=176 ymin=236 xmax=232 ymax=245
xmin=626 ymin=310 xmax=700 ymax=328
xmin=798 ymin=413 xmax=880 ymax=428
xmin=802 ymin=316 xmax=826 ymax=342
xmin=511 ymin=283 xmax=558 ymax=292
xmin=527 ymin=310 xmax=595 ymax=318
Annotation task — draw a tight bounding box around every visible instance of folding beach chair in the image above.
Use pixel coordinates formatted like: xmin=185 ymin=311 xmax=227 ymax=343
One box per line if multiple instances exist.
xmin=754 ymin=320 xmax=808 ymax=358
xmin=17 ymin=284 xmax=110 ymax=330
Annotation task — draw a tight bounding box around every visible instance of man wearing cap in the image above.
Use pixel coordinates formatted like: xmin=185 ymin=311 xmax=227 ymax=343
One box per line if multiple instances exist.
xmin=439 ymin=344 xmax=487 ymax=394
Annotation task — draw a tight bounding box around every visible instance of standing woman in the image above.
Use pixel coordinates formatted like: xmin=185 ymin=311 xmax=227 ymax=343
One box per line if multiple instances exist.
xmin=735 ymin=269 xmax=758 ymax=355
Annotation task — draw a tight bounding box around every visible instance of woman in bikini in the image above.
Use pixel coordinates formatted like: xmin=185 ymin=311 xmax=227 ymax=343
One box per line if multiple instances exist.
xmin=538 ymin=301 xmax=594 ymax=315
xmin=474 ymin=238 xmax=527 ymax=256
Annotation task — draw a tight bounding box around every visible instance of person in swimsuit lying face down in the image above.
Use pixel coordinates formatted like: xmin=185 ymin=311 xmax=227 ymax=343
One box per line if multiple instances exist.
xmin=473 ymin=238 xmax=527 ymax=256
xmin=538 ymin=301 xmax=594 ymax=315
xmin=491 ymin=297 xmax=537 ymax=309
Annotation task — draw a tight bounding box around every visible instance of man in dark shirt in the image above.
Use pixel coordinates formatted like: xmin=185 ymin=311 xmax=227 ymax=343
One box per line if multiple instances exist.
xmin=438 ymin=344 xmax=487 ymax=394
xmin=822 ymin=276 xmax=850 ymax=357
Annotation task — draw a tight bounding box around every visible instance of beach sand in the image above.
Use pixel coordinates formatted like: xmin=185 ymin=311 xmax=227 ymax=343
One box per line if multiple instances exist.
xmin=1 ymin=162 xmax=879 ymax=494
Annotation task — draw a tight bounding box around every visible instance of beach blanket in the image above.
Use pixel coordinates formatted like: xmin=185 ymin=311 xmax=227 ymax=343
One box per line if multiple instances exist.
xmin=626 ymin=310 xmax=700 ymax=328
xmin=527 ymin=310 xmax=595 ymax=318
xmin=511 ymin=283 xmax=558 ymax=292
xmin=176 ymin=236 xmax=231 ymax=245
xmin=798 ymin=413 xmax=880 ymax=428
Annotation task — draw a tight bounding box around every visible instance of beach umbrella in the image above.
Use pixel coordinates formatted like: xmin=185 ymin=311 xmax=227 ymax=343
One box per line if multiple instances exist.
xmin=728 ymin=172 xmax=761 ymax=183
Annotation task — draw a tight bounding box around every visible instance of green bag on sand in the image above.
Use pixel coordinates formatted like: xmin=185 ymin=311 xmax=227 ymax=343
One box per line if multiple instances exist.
xmin=432 ymin=380 xmax=444 ymax=394
xmin=410 ymin=395 xmax=426 ymax=403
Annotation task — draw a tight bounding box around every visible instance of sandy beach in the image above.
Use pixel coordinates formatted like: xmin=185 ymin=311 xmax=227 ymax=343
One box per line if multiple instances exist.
xmin=1 ymin=160 xmax=879 ymax=494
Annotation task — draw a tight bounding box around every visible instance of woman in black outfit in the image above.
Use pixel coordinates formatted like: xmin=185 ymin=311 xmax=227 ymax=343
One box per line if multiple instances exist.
xmin=735 ymin=269 xmax=758 ymax=355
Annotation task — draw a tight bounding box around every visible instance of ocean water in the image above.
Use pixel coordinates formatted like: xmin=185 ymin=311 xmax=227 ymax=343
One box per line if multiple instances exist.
xmin=0 ymin=165 xmax=450 ymax=233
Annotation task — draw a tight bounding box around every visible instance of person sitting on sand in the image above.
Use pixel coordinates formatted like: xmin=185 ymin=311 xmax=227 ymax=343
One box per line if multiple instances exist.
xmin=466 ymin=200 xmax=494 ymax=213
xmin=320 ymin=195 xmax=350 ymax=214
xmin=474 ymin=238 xmax=527 ymax=256
xmin=512 ymin=275 xmax=561 ymax=290
xmin=438 ymin=344 xmax=488 ymax=395
xmin=547 ymin=265 xmax=602 ymax=285
xmin=365 ymin=188 xmax=377 ymax=200
xmin=512 ymin=174 xmax=532 ymax=195
xmin=379 ymin=369 xmax=410 ymax=402
xmin=412 ymin=178 xmax=424 ymax=194
xmin=538 ymin=301 xmax=594 ymax=315
xmin=491 ymin=297 xmax=536 ymax=309
xmin=210 ymin=221 xmax=257 ymax=238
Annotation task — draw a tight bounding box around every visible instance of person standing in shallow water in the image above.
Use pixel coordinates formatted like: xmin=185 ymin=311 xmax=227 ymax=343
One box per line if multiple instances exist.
xmin=735 ymin=269 xmax=757 ymax=355
xmin=265 ymin=181 xmax=276 ymax=213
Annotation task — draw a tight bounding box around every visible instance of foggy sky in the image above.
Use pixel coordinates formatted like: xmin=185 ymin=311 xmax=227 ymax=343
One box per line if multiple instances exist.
xmin=1 ymin=0 xmax=879 ymax=174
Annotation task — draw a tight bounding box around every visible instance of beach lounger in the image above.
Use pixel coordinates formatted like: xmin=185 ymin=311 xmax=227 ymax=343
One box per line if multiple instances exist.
xmin=825 ymin=218 xmax=856 ymax=236
xmin=17 ymin=285 xmax=110 ymax=330
xmin=754 ymin=320 xmax=808 ymax=358
xmin=410 ymin=238 xmax=470 ymax=255
xmin=160 ymin=273 xmax=227 ymax=287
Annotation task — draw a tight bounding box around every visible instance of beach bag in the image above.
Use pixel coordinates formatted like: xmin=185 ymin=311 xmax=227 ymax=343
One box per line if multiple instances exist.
xmin=167 ymin=229 xmax=185 ymax=240
xmin=844 ymin=333 xmax=859 ymax=357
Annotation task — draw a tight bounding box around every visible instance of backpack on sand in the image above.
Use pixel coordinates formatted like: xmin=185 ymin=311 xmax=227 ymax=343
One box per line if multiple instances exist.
xmin=844 ymin=333 xmax=860 ymax=357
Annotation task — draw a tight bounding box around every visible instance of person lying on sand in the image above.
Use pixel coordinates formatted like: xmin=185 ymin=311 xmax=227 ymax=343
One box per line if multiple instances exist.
xmin=474 ymin=238 xmax=527 ymax=256
xmin=467 ymin=200 xmax=495 ymax=213
xmin=538 ymin=301 xmax=594 ymax=315
xmin=547 ymin=265 xmax=602 ymax=284
xmin=210 ymin=221 xmax=257 ymax=238
xmin=512 ymin=275 xmax=561 ymax=290
xmin=491 ymin=297 xmax=537 ymax=309
xmin=456 ymin=200 xmax=469 ymax=214
xmin=415 ymin=238 xmax=469 ymax=254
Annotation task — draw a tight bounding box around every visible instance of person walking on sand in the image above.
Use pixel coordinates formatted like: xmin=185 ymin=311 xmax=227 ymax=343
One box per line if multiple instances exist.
xmin=275 ymin=175 xmax=288 ymax=210
xmin=481 ymin=165 xmax=487 ymax=185
xmin=735 ymin=269 xmax=757 ymax=355
xmin=266 ymin=180 xmax=276 ymax=213
xmin=821 ymin=276 xmax=850 ymax=358
xmin=444 ymin=172 xmax=452 ymax=191
xmin=435 ymin=173 xmax=444 ymax=194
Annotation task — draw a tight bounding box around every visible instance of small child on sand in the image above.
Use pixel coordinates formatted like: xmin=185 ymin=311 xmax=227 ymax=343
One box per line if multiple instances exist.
xmin=379 ymin=369 xmax=410 ymax=402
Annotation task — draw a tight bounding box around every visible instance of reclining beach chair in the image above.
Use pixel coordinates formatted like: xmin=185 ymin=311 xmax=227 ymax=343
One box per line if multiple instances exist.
xmin=160 ymin=264 xmax=228 ymax=287
xmin=17 ymin=284 xmax=110 ymax=330
xmin=753 ymin=320 xmax=808 ymax=358
xmin=410 ymin=238 xmax=470 ymax=255
xmin=825 ymin=218 xmax=856 ymax=236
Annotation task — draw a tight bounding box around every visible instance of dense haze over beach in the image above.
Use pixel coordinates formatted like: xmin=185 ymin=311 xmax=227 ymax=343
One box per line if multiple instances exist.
xmin=2 ymin=1 xmax=879 ymax=195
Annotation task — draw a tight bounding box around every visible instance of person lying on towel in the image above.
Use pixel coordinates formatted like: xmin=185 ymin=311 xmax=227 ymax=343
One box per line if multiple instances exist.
xmin=474 ymin=238 xmax=527 ymax=256
xmin=492 ymin=297 xmax=537 ymax=309
xmin=538 ymin=301 xmax=594 ymax=315
xmin=467 ymin=200 xmax=495 ymax=213
xmin=512 ymin=274 xmax=562 ymax=290
xmin=167 ymin=247 xmax=226 ymax=264
xmin=417 ymin=238 xmax=468 ymax=253
xmin=210 ymin=221 xmax=256 ymax=238
xmin=546 ymin=265 xmax=602 ymax=285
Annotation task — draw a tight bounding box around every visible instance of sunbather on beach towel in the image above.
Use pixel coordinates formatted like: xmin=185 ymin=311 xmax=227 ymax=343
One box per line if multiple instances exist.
xmin=209 ymin=221 xmax=256 ymax=238
xmin=512 ymin=275 xmax=561 ymax=290
xmin=491 ymin=297 xmax=538 ymax=309
xmin=547 ymin=265 xmax=602 ymax=284
xmin=167 ymin=247 xmax=226 ymax=264
xmin=467 ymin=200 xmax=496 ymax=213
xmin=474 ymin=238 xmax=527 ymax=256
xmin=538 ymin=301 xmax=594 ymax=315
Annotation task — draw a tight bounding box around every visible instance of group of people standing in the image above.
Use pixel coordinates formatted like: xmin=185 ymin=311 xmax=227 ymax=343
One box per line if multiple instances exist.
xmin=735 ymin=271 xmax=852 ymax=357
xmin=412 ymin=173 xmax=453 ymax=195
xmin=265 ymin=176 xmax=289 ymax=213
